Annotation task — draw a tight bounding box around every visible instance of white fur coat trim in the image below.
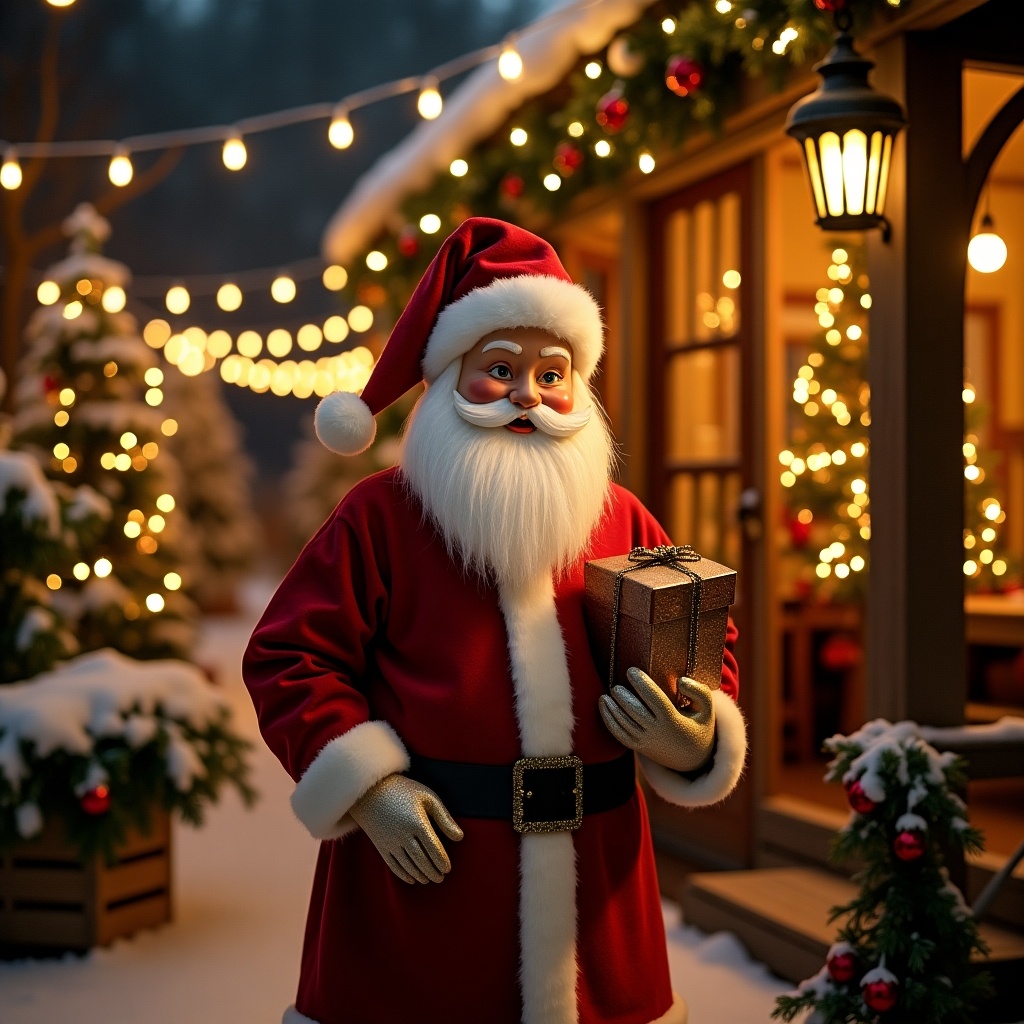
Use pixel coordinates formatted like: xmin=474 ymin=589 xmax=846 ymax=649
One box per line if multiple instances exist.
xmin=423 ymin=274 xmax=603 ymax=384
xmin=639 ymin=690 xmax=747 ymax=807
xmin=499 ymin=573 xmax=579 ymax=1024
xmin=290 ymin=719 xmax=410 ymax=840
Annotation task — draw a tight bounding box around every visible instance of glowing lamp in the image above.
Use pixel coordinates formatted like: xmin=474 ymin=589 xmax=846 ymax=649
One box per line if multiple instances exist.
xmin=108 ymin=150 xmax=134 ymax=187
xmin=1 ymin=151 xmax=22 ymax=190
xmin=785 ymin=31 xmax=905 ymax=235
xmin=417 ymin=80 xmax=443 ymax=121
xmin=967 ymin=214 xmax=1007 ymax=274
xmin=329 ymin=106 xmax=354 ymax=149
xmin=222 ymin=134 xmax=247 ymax=171
xmin=497 ymin=45 xmax=523 ymax=82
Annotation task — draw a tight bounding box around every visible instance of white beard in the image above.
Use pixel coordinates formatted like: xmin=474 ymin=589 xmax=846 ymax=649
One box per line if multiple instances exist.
xmin=398 ymin=362 xmax=616 ymax=589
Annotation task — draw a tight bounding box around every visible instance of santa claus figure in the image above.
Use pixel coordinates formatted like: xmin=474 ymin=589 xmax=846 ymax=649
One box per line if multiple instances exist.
xmin=243 ymin=218 xmax=746 ymax=1024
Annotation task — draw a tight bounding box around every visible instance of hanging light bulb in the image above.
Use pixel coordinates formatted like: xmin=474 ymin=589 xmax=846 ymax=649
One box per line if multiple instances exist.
xmin=497 ymin=43 xmax=524 ymax=81
xmin=417 ymin=78 xmax=443 ymax=120
xmin=108 ymin=148 xmax=134 ymax=187
xmin=328 ymin=105 xmax=354 ymax=149
xmin=222 ymin=133 xmax=248 ymax=171
xmin=968 ymin=194 xmax=1008 ymax=274
xmin=217 ymin=283 xmax=243 ymax=311
xmin=1 ymin=149 xmax=22 ymax=190
xmin=165 ymin=285 xmax=191 ymax=315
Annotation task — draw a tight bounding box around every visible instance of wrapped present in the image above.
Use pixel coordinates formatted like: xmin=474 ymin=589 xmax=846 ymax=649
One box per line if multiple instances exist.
xmin=584 ymin=545 xmax=736 ymax=707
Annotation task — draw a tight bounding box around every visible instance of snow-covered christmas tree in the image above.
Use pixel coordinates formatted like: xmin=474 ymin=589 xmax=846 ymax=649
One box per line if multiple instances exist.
xmin=773 ymin=720 xmax=992 ymax=1024
xmin=161 ymin=367 xmax=262 ymax=610
xmin=779 ymin=245 xmax=870 ymax=602
xmin=12 ymin=205 xmax=197 ymax=659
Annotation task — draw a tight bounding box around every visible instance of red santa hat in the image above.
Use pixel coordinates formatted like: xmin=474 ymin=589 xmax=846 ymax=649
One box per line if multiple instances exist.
xmin=315 ymin=217 xmax=604 ymax=455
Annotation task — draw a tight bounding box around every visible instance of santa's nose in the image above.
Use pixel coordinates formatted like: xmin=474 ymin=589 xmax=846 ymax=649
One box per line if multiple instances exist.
xmin=509 ymin=380 xmax=540 ymax=408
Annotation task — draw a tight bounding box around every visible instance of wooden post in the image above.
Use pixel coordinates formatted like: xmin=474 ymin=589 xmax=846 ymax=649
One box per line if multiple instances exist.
xmin=865 ymin=32 xmax=968 ymax=727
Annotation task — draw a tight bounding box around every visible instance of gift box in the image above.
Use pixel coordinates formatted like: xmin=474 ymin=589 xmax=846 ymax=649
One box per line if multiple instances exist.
xmin=584 ymin=546 xmax=736 ymax=707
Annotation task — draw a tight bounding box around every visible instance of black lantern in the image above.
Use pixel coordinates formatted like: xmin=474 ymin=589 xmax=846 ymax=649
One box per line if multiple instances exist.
xmin=786 ymin=29 xmax=906 ymax=236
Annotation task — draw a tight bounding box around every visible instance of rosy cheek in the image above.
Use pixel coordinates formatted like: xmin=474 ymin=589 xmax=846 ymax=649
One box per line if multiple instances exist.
xmin=541 ymin=387 xmax=574 ymax=414
xmin=461 ymin=376 xmax=508 ymax=403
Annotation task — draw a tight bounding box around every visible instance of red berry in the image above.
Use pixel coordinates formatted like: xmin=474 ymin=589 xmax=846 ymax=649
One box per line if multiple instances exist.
xmin=813 ymin=0 xmax=847 ymax=10
xmin=863 ymin=978 xmax=898 ymax=1012
xmin=596 ymin=88 xmax=630 ymax=133
xmin=80 ymin=785 xmax=111 ymax=816
xmin=845 ymin=779 xmax=876 ymax=814
xmin=665 ymin=55 xmax=704 ymax=98
xmin=894 ymin=829 xmax=925 ymax=861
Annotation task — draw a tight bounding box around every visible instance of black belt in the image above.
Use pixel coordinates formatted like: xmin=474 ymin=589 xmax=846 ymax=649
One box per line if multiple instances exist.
xmin=407 ymin=751 xmax=636 ymax=834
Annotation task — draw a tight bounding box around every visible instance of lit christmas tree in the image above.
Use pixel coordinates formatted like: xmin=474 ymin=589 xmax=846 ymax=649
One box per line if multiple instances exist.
xmin=12 ymin=204 xmax=196 ymax=659
xmin=962 ymin=386 xmax=1017 ymax=592
xmin=161 ymin=367 xmax=262 ymax=610
xmin=773 ymin=720 xmax=991 ymax=1024
xmin=779 ymin=245 xmax=871 ymax=602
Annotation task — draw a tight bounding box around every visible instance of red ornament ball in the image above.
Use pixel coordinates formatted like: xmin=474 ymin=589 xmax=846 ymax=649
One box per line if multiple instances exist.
xmin=596 ymin=87 xmax=630 ymax=133
xmin=787 ymin=517 xmax=810 ymax=548
xmin=43 ymin=374 xmax=60 ymax=395
xmin=863 ymin=978 xmax=898 ymax=1013
xmin=397 ymin=226 xmax=419 ymax=259
xmin=500 ymin=173 xmax=525 ymax=200
xmin=813 ymin=0 xmax=847 ymax=10
xmin=826 ymin=950 xmax=858 ymax=983
xmin=894 ymin=829 xmax=926 ymax=861
xmin=665 ymin=55 xmax=704 ymax=98
xmin=80 ymin=784 xmax=111 ymax=816
xmin=845 ymin=779 xmax=877 ymax=815
xmin=821 ymin=633 xmax=863 ymax=672
xmin=553 ymin=142 xmax=585 ymax=176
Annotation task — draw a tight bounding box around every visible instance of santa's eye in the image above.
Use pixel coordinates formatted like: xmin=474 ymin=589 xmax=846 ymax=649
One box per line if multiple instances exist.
xmin=488 ymin=364 xmax=513 ymax=380
xmin=539 ymin=370 xmax=563 ymax=385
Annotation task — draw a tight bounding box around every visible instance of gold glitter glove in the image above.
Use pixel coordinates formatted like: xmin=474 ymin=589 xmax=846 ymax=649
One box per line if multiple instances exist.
xmin=350 ymin=773 xmax=464 ymax=885
xmin=599 ymin=667 xmax=716 ymax=774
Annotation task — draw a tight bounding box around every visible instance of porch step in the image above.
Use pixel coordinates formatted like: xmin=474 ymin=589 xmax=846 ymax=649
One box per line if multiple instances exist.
xmin=683 ymin=866 xmax=1024 ymax=1021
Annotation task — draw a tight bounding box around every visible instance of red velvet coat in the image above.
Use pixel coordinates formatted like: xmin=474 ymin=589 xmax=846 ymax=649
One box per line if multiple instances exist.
xmin=243 ymin=468 xmax=743 ymax=1024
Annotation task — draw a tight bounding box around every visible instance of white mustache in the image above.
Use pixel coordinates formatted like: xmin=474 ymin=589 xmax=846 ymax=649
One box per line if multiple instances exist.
xmin=452 ymin=390 xmax=593 ymax=437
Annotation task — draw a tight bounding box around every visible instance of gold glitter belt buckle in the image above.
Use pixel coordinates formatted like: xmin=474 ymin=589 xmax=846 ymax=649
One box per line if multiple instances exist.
xmin=512 ymin=755 xmax=584 ymax=834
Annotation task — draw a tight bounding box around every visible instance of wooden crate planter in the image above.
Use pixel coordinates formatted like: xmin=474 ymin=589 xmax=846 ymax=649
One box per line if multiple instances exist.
xmin=0 ymin=808 xmax=172 ymax=952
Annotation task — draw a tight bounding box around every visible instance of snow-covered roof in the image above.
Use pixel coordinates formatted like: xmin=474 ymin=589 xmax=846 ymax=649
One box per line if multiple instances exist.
xmin=322 ymin=0 xmax=655 ymax=265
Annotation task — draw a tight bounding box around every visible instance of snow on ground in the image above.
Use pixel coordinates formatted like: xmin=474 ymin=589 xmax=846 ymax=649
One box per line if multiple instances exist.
xmin=0 ymin=578 xmax=792 ymax=1023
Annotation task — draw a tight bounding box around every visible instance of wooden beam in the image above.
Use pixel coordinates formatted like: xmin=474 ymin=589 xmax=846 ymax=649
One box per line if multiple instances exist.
xmin=866 ymin=33 xmax=968 ymax=726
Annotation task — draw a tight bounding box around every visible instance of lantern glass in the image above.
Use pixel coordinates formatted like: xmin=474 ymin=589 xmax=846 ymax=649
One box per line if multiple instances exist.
xmin=785 ymin=32 xmax=905 ymax=233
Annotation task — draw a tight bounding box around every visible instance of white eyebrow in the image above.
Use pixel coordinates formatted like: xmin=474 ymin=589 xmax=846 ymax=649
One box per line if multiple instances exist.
xmin=481 ymin=339 xmax=522 ymax=355
xmin=540 ymin=345 xmax=572 ymax=361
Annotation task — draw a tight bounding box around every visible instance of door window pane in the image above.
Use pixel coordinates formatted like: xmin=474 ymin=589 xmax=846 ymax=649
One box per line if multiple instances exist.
xmin=666 ymin=347 xmax=740 ymax=463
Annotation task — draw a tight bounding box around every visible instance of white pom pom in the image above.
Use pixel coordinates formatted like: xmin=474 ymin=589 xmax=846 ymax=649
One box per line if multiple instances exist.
xmin=314 ymin=391 xmax=377 ymax=455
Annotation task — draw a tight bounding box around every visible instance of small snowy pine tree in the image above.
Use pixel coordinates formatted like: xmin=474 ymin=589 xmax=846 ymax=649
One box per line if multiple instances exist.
xmin=773 ymin=720 xmax=992 ymax=1024
xmin=12 ymin=204 xmax=197 ymax=659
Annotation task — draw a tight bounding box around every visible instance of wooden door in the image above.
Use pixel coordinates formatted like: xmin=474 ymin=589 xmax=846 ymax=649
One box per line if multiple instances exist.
xmin=646 ymin=162 xmax=757 ymax=868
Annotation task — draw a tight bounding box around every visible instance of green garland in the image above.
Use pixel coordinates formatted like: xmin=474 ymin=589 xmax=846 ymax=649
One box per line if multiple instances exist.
xmin=340 ymin=0 xmax=901 ymax=325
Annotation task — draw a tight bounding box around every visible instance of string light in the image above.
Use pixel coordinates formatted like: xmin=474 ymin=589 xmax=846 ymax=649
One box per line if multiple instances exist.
xmin=968 ymin=213 xmax=1007 ymax=274
xmin=322 ymin=265 xmax=348 ymax=290
xmin=638 ymin=151 xmax=656 ymax=174
xmin=543 ymin=173 xmax=561 ymax=191
xmin=1 ymin=150 xmax=22 ymax=190
xmin=497 ymin=44 xmax=524 ymax=82
xmin=101 ymin=285 xmax=126 ymax=312
xmin=594 ymin=140 xmax=611 ymax=157
xmin=510 ymin=128 xmax=528 ymax=147
xmin=108 ymin=148 xmax=134 ymax=187
xmin=419 ymin=214 xmax=441 ymax=234
xmin=216 ymin=283 xmax=243 ymax=311
xmin=328 ymin=106 xmax=354 ymax=149
xmin=584 ymin=61 xmax=602 ymax=80
xmin=270 ymin=275 xmax=296 ymax=303
xmin=165 ymin=285 xmax=191 ymax=315
xmin=222 ymin=133 xmax=247 ymax=171
xmin=449 ymin=158 xmax=469 ymax=177
xmin=366 ymin=250 xmax=388 ymax=271
xmin=46 ymin=0 xmax=77 ymax=7
xmin=37 ymin=280 xmax=60 ymax=305
xmin=417 ymin=79 xmax=443 ymax=120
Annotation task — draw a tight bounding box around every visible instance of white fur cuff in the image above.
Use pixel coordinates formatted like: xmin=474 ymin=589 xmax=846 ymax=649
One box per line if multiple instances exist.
xmin=639 ymin=691 xmax=747 ymax=807
xmin=290 ymin=720 xmax=410 ymax=840
xmin=283 ymin=1007 xmax=318 ymax=1024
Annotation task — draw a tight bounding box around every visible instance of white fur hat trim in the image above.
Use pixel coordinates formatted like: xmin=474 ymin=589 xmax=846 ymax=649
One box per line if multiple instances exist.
xmin=314 ymin=390 xmax=377 ymax=455
xmin=422 ymin=274 xmax=603 ymax=383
